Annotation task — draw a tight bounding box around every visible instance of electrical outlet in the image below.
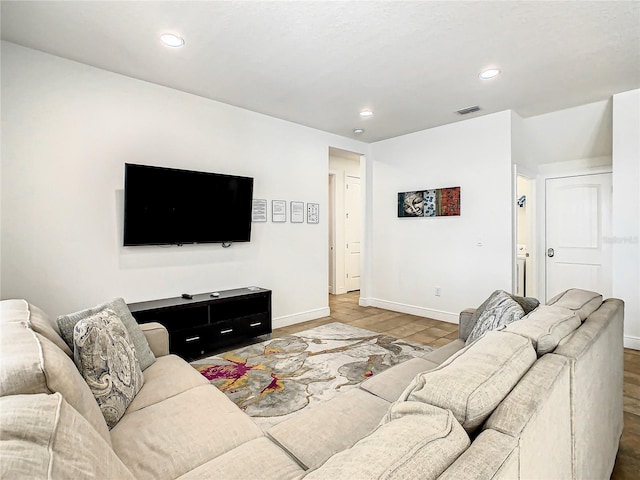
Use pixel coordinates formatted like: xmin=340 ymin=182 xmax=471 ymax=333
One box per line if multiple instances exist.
xmin=435 ymin=287 xmax=441 ymax=297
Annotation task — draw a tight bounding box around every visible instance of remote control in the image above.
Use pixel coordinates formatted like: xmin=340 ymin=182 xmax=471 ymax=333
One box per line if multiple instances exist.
xmin=181 ymin=293 xmax=193 ymax=300
xmin=210 ymin=292 xmax=220 ymax=297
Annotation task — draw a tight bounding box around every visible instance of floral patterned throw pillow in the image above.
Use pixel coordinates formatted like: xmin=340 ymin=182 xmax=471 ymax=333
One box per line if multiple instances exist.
xmin=73 ymin=308 xmax=144 ymax=429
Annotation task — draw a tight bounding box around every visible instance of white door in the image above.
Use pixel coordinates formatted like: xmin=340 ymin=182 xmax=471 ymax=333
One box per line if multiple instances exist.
xmin=545 ymin=173 xmax=612 ymax=300
xmin=345 ymin=176 xmax=361 ymax=292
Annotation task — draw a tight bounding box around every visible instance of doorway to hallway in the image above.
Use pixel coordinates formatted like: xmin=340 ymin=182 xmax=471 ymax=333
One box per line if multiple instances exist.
xmin=328 ymin=148 xmax=363 ymax=295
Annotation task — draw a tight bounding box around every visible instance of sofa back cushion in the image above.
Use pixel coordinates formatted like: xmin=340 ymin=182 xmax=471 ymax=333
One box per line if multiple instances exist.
xmin=505 ymin=305 xmax=581 ymax=355
xmin=304 ymin=402 xmax=469 ymax=480
xmin=0 ymin=322 xmax=111 ymax=445
xmin=0 ymin=299 xmax=72 ymax=356
xmin=0 ymin=393 xmax=134 ymax=479
xmin=546 ymin=288 xmax=602 ymax=321
xmin=398 ymin=331 xmax=536 ymax=433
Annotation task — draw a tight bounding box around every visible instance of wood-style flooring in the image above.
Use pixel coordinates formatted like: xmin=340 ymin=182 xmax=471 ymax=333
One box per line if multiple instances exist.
xmin=273 ymin=292 xmax=639 ymax=479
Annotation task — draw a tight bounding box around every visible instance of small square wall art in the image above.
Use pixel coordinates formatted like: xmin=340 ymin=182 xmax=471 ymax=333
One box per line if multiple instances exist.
xmin=398 ymin=186 xmax=460 ymax=218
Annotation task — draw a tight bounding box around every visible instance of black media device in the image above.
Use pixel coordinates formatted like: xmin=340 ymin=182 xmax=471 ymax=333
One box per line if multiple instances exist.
xmin=181 ymin=293 xmax=193 ymax=300
xmin=123 ymin=163 xmax=254 ymax=246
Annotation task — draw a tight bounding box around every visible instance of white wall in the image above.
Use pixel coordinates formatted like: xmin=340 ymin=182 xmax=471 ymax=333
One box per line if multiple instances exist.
xmin=0 ymin=42 xmax=368 ymax=325
xmin=612 ymin=89 xmax=640 ymax=350
xmin=521 ymin=100 xmax=612 ymax=167
xmin=367 ymin=111 xmax=514 ymax=322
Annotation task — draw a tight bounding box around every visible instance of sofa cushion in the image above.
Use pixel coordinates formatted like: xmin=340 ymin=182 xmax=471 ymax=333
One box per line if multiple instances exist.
xmin=176 ymin=437 xmax=305 ymax=480
xmin=111 ymin=384 xmax=263 ymax=479
xmin=505 ymin=305 xmax=581 ymax=355
xmin=0 ymin=322 xmax=111 ymax=445
xmin=267 ymin=387 xmax=391 ymax=470
xmin=546 ymin=288 xmax=602 ymax=321
xmin=304 ymin=402 xmax=469 ymax=480
xmin=0 ymin=393 xmax=134 ymax=479
xmin=57 ymin=297 xmax=156 ymax=370
xmin=0 ymin=299 xmax=72 ymax=356
xmin=126 ymin=354 xmax=209 ymax=413
xmin=466 ymin=291 xmax=525 ymax=344
xmin=360 ymin=357 xmax=438 ymax=402
xmin=398 ymin=331 xmax=536 ymax=433
xmin=74 ymin=308 xmax=144 ymax=429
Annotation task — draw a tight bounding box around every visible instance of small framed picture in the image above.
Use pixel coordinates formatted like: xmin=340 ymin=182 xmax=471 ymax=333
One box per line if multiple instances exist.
xmin=272 ymin=200 xmax=287 ymax=222
xmin=251 ymin=199 xmax=267 ymax=222
xmin=291 ymin=201 xmax=305 ymax=223
xmin=307 ymin=203 xmax=319 ymax=224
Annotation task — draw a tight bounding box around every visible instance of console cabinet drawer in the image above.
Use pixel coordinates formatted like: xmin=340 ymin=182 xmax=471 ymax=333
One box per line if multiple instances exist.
xmin=171 ymin=327 xmax=212 ymax=358
xmin=239 ymin=314 xmax=271 ymax=336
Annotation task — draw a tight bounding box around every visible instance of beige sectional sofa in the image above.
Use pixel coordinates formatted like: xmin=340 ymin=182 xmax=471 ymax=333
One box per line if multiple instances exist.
xmin=0 ymin=289 xmax=624 ymax=479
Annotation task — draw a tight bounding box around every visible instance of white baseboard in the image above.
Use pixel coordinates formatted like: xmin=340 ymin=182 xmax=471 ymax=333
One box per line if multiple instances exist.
xmin=363 ymin=297 xmax=459 ymax=324
xmin=624 ymin=335 xmax=640 ymax=350
xmin=273 ymin=307 xmax=331 ymax=329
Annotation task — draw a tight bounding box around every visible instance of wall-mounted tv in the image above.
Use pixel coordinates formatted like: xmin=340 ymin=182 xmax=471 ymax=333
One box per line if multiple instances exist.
xmin=123 ymin=163 xmax=254 ymax=246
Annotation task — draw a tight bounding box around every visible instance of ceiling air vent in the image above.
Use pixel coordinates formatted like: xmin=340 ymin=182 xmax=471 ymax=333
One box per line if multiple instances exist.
xmin=456 ymin=105 xmax=480 ymax=115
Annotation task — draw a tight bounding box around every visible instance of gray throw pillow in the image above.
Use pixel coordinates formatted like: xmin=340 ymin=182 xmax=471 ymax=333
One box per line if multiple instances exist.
xmin=510 ymin=294 xmax=540 ymax=315
xmin=73 ymin=308 xmax=144 ymax=429
xmin=463 ymin=290 xmax=538 ymax=341
xmin=58 ymin=298 xmax=155 ymax=370
xmin=466 ymin=291 xmax=525 ymax=344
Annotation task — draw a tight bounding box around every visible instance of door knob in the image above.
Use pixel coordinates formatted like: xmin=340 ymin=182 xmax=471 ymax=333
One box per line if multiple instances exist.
xmin=547 ymin=248 xmax=555 ymax=258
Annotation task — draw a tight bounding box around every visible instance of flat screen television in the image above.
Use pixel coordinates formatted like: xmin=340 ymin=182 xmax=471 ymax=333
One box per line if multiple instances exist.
xmin=123 ymin=163 xmax=254 ymax=246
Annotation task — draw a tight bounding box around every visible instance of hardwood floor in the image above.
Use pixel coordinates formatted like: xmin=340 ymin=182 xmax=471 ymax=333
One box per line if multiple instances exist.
xmin=273 ymin=291 xmax=639 ymax=479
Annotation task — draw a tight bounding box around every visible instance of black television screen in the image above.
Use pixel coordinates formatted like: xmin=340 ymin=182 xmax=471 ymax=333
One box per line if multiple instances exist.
xmin=123 ymin=163 xmax=254 ymax=246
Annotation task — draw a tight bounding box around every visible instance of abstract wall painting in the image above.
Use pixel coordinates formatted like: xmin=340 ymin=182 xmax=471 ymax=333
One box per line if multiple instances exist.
xmin=398 ymin=186 xmax=460 ymax=218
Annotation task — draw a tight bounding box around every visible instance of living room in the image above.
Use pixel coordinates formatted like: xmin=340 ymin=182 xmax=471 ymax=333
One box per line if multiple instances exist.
xmin=1 ymin=1 xmax=639 ymax=479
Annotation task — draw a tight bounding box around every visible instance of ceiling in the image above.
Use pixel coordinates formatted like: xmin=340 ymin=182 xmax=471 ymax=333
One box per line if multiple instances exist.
xmin=2 ymin=1 xmax=639 ymax=143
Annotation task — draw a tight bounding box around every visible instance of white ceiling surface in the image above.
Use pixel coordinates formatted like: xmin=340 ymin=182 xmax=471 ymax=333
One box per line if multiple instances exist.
xmin=2 ymin=1 xmax=639 ymax=143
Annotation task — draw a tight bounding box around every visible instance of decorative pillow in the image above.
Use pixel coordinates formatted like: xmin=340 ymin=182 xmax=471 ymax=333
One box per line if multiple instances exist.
xmin=510 ymin=294 xmax=540 ymax=315
xmin=58 ymin=298 xmax=155 ymax=370
xmin=466 ymin=291 xmax=525 ymax=344
xmin=73 ymin=309 xmax=144 ymax=429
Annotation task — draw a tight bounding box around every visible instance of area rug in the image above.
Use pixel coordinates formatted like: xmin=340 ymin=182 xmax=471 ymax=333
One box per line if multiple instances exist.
xmin=191 ymin=322 xmax=432 ymax=428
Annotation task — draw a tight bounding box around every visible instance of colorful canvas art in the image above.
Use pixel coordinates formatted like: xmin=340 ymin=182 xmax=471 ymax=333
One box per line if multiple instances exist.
xmin=398 ymin=186 xmax=460 ymax=217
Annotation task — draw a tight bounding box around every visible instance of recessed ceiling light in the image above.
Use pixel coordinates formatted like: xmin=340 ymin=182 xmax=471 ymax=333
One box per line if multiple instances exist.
xmin=353 ymin=128 xmax=365 ymax=134
xmin=160 ymin=33 xmax=185 ymax=48
xmin=359 ymin=109 xmax=374 ymax=118
xmin=479 ymin=68 xmax=500 ymax=80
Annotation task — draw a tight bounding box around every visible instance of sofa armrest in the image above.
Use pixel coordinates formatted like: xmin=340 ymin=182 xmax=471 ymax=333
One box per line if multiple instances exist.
xmin=458 ymin=308 xmax=477 ymax=341
xmin=139 ymin=322 xmax=169 ymax=357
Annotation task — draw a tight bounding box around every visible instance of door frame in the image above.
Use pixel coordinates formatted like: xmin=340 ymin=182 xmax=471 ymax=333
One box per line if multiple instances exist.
xmin=512 ymin=164 xmax=537 ymax=298
xmin=327 ymin=148 xmax=367 ymax=299
xmin=328 ymin=171 xmax=337 ymax=294
xmin=536 ymin=161 xmax=612 ymax=302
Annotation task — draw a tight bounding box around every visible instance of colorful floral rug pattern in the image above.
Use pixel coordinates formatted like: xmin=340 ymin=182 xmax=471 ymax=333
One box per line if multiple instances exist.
xmin=191 ymin=322 xmax=432 ymax=428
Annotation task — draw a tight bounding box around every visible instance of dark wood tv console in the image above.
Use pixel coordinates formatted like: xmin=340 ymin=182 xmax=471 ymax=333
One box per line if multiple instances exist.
xmin=128 ymin=287 xmax=272 ymax=360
